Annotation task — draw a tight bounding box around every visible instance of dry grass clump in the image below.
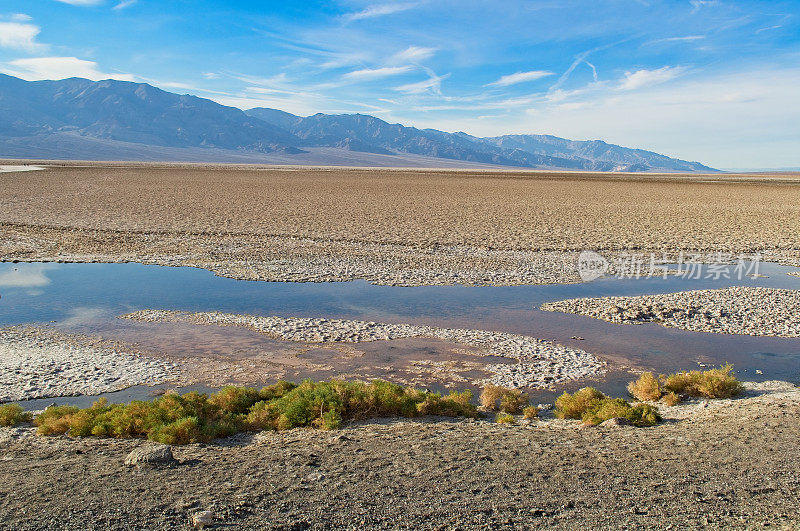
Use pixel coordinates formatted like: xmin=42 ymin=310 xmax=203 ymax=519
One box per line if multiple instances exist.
xmin=626 ymin=364 xmax=744 ymax=405
xmin=662 ymin=392 xmax=681 ymax=406
xmin=495 ymin=412 xmax=516 ymax=424
xmin=663 ymin=364 xmax=744 ymax=399
xmin=627 ymin=372 xmax=662 ymax=402
xmin=523 ymin=406 xmax=539 ymax=420
xmin=480 ymin=384 xmax=529 ymax=414
xmin=33 ymin=380 xmax=479 ymax=444
xmin=0 ymin=404 xmax=33 ymax=427
xmin=554 ymin=387 xmax=661 ymax=427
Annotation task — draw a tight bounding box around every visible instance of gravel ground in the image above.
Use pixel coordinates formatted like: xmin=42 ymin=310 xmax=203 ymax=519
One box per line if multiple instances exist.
xmin=0 ymin=381 xmax=798 ymax=529
xmin=2 ymin=164 xmax=800 ymax=286
xmin=541 ymin=287 xmax=800 ymax=337
xmin=0 ymin=326 xmax=179 ymax=402
xmin=121 ymin=310 xmax=605 ymax=389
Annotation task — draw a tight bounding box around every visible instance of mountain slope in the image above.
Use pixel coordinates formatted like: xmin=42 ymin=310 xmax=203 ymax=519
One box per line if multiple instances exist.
xmin=0 ymin=74 xmax=299 ymax=153
xmin=0 ymin=74 xmax=716 ymax=171
xmin=247 ymin=108 xmax=716 ymax=172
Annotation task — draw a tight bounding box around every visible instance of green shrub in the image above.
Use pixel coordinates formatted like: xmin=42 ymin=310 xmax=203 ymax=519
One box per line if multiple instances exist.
xmin=480 ymin=384 xmax=529 ymax=413
xmin=554 ymin=387 xmax=605 ymax=420
xmin=555 ymin=388 xmax=661 ymax=427
xmin=34 ymin=405 xmax=81 ymax=435
xmin=33 ymin=380 xmax=479 ymax=444
xmin=495 ymin=412 xmax=515 ymax=424
xmin=663 ymin=364 xmax=743 ymax=399
xmin=523 ymin=405 xmax=539 ymax=420
xmin=0 ymin=404 xmax=33 ymax=427
xmin=627 ymin=372 xmax=662 ymax=401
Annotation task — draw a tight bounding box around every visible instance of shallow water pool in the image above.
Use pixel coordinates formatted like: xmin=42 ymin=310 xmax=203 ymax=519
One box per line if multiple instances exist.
xmin=3 ymin=260 xmax=800 ymax=403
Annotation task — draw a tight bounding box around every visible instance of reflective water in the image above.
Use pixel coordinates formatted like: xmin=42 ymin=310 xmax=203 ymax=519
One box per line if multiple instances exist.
xmin=3 ymin=261 xmax=800 ymax=403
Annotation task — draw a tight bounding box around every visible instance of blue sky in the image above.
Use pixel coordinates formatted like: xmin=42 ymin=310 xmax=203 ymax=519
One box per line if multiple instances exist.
xmin=0 ymin=0 xmax=798 ymax=168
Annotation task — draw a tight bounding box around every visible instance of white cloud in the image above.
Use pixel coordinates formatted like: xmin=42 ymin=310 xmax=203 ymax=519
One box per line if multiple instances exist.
xmin=54 ymin=0 xmax=104 ymax=5
xmin=690 ymin=0 xmax=719 ymax=12
xmin=9 ymin=13 xmax=32 ymax=21
xmin=2 ymin=56 xmax=135 ymax=81
xmin=486 ymin=70 xmax=553 ymax=87
xmin=344 ymin=3 xmax=417 ymax=22
xmin=394 ymin=71 xmax=450 ymax=94
xmin=0 ymin=21 xmax=44 ymax=52
xmin=202 ymin=72 xmax=219 ymax=79
xmin=0 ymin=264 xmax=52 ymax=288
xmin=617 ymin=66 xmax=685 ymax=91
xmin=113 ymin=0 xmax=137 ymax=10
xmin=342 ymin=65 xmax=412 ymax=80
xmin=409 ymin=65 xmax=800 ymax=169
xmin=645 ymin=35 xmax=705 ymax=45
xmin=389 ymin=46 xmax=436 ymax=64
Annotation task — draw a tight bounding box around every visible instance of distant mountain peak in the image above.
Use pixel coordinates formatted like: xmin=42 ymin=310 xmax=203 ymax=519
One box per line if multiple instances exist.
xmin=0 ymin=74 xmax=717 ymax=172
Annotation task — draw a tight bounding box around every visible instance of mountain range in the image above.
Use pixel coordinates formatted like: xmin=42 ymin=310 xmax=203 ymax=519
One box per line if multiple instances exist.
xmin=0 ymin=74 xmax=716 ymax=172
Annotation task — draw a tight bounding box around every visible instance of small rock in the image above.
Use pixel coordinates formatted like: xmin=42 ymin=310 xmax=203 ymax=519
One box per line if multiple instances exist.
xmin=191 ymin=510 xmax=215 ymax=529
xmin=599 ymin=417 xmax=632 ymax=427
xmin=124 ymin=444 xmax=176 ymax=467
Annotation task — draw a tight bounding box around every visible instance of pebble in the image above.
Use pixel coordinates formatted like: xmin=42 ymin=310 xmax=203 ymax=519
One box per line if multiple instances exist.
xmin=124 ymin=444 xmax=176 ymax=467
xmin=191 ymin=510 xmax=215 ymax=529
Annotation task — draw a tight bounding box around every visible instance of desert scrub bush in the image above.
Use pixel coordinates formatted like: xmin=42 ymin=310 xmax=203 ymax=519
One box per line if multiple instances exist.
xmin=554 ymin=387 xmax=661 ymax=427
xmin=247 ymin=380 xmax=478 ymax=431
xmin=495 ymin=412 xmax=516 ymax=424
xmin=480 ymin=384 xmax=529 ymax=413
xmin=553 ymin=387 xmax=605 ymax=420
xmin=0 ymin=404 xmax=33 ymax=427
xmin=663 ymin=364 xmax=744 ymax=399
xmin=34 ymin=380 xmax=479 ymax=444
xmin=662 ymin=391 xmax=681 ymax=406
xmin=627 ymin=372 xmax=662 ymax=401
xmin=523 ymin=406 xmax=539 ymax=420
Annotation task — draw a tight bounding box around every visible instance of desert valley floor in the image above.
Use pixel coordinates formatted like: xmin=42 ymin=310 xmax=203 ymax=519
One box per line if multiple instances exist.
xmin=2 ymin=162 xmax=800 ymax=529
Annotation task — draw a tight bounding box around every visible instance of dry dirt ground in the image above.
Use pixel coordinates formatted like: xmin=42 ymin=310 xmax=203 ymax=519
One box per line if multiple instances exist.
xmin=0 ymin=382 xmax=798 ymax=530
xmin=2 ymin=162 xmax=800 ymax=285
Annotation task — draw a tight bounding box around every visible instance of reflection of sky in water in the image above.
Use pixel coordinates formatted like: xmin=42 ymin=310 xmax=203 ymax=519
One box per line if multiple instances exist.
xmin=0 ymin=264 xmax=53 ymax=295
xmin=0 ymin=165 xmax=45 ymax=173
xmin=1 ymin=261 xmax=799 ymax=383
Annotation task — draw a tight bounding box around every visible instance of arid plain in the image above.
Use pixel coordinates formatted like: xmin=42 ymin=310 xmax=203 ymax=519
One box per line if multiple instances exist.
xmin=3 ymin=162 xmax=800 ymax=285
xmin=2 ymin=162 xmax=800 ymax=529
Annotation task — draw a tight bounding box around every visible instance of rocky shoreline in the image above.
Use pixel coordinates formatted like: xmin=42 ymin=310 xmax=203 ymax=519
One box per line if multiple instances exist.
xmin=0 ymin=326 xmax=179 ymax=402
xmin=541 ymin=286 xmax=800 ymax=337
xmin=120 ymin=310 xmax=606 ymax=389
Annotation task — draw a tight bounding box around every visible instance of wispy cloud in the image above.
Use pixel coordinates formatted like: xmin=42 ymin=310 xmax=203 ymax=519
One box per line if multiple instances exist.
xmin=486 ymin=70 xmax=553 ymax=87
xmin=1 ymin=56 xmax=135 ymax=81
xmin=644 ymin=35 xmax=705 ymax=45
xmin=0 ymin=18 xmax=45 ymax=52
xmin=617 ymin=66 xmax=686 ymax=90
xmin=394 ymin=69 xmax=449 ymax=95
xmin=344 ymin=3 xmax=418 ymax=22
xmin=342 ymin=65 xmax=412 ymax=81
xmin=54 ymin=0 xmax=105 ymax=5
xmin=113 ymin=0 xmax=137 ymax=10
xmin=389 ymin=46 xmax=436 ymax=64
xmin=690 ymin=0 xmax=720 ymax=13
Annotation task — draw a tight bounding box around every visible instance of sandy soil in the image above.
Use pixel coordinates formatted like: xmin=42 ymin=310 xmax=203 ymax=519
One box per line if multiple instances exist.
xmin=1 ymin=381 xmax=798 ymax=529
xmin=2 ymin=163 xmax=800 ymax=285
